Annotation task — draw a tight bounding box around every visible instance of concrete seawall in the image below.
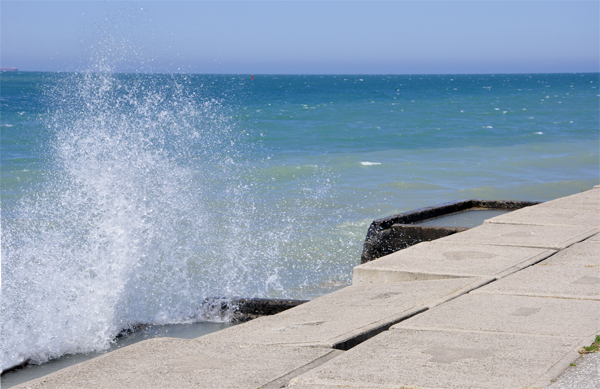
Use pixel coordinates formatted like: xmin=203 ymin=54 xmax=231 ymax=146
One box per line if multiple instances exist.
xmin=11 ymin=187 xmax=600 ymax=389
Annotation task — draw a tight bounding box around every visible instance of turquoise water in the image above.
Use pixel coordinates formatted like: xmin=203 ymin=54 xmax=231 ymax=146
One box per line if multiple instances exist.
xmin=1 ymin=71 xmax=598 ymax=371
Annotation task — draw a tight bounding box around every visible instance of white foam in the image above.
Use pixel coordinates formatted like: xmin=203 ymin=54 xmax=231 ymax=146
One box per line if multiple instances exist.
xmin=361 ymin=162 xmax=381 ymax=166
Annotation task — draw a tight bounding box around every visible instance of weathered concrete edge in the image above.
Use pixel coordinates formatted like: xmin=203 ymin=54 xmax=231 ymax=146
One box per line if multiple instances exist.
xmin=353 ymin=248 xmax=556 ymax=284
xmin=365 ymin=199 xmax=540 ymax=240
xmin=361 ymin=225 xmax=469 ymax=263
xmin=448 ymin=227 xmax=600 ymax=250
xmin=234 ymin=298 xmax=310 ymax=319
xmin=530 ymin=334 xmax=600 ymax=389
xmin=329 ymin=277 xmax=495 ymax=350
xmin=352 ymin=268 xmax=467 ymax=284
xmin=329 ymin=306 xmax=429 ymax=351
xmin=260 ymin=349 xmax=345 ymax=389
xmin=427 ymin=277 xmax=496 ymax=308
xmin=361 ymin=199 xmax=540 ymax=263
xmin=471 ymin=289 xmax=600 ymax=301
xmin=492 ymin=249 xmax=558 ymax=279
xmin=542 ymin=227 xmax=599 ymax=249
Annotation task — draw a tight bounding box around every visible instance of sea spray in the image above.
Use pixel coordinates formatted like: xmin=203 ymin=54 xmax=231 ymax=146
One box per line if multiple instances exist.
xmin=0 ymin=66 xmax=357 ymax=371
xmin=4 ymin=69 xmax=595 ymax=372
xmin=2 ymin=70 xmax=259 ymax=370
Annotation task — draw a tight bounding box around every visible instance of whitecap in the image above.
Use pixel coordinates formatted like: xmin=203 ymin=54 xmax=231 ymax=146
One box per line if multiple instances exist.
xmin=361 ymin=162 xmax=381 ymax=166
xmin=534 ymin=132 xmax=543 ymax=135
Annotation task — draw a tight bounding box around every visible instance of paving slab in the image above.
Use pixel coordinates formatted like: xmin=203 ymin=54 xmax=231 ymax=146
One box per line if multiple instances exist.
xmin=484 ymin=205 xmax=599 ymax=227
xmin=437 ymin=222 xmax=598 ymax=249
xmin=13 ymin=337 xmax=338 ymax=389
xmin=392 ymin=293 xmax=600 ymax=338
xmin=537 ymin=188 xmax=599 ymax=210
xmin=199 ymin=278 xmax=481 ymax=349
xmin=472 ymin=240 xmax=600 ymax=300
xmin=353 ymin=241 xmax=555 ymax=284
xmin=471 ymin=252 xmax=600 ymax=300
xmin=288 ymin=329 xmax=583 ymax=389
xmin=540 ymin=239 xmax=600 ymax=267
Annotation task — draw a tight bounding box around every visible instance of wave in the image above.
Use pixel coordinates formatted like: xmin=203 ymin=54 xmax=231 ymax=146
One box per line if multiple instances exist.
xmin=0 ymin=70 xmax=254 ymax=371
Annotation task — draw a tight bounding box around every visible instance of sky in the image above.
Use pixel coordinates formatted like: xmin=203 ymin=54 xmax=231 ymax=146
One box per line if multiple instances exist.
xmin=1 ymin=1 xmax=599 ymax=74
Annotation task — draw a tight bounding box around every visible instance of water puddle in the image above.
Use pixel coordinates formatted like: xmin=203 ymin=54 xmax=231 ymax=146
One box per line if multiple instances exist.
xmin=415 ymin=209 xmax=510 ymax=228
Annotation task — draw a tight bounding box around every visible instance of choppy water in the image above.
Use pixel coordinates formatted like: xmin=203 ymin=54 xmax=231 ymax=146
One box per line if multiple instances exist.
xmin=1 ymin=70 xmax=598 ymax=371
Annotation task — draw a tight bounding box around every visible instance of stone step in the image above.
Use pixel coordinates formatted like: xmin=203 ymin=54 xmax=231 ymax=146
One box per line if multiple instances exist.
xmin=353 ymin=241 xmax=555 ymax=284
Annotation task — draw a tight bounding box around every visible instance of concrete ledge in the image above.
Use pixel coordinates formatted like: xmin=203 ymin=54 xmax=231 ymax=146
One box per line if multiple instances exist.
xmin=288 ymin=329 xmax=583 ymax=389
xmin=16 ymin=338 xmax=336 ymax=389
xmin=545 ymin=343 xmax=600 ymax=389
xmin=536 ymin=188 xmax=599 ymax=210
xmin=485 ymin=205 xmax=599 ymax=227
xmin=473 ymin=240 xmax=600 ymax=300
xmin=354 ymin=241 xmax=556 ymax=284
xmin=437 ymin=223 xmax=599 ymax=250
xmin=197 ymin=279 xmax=478 ymax=349
xmin=531 ymin=334 xmax=600 ymax=389
xmin=362 ymin=224 xmax=468 ymax=263
xmin=260 ymin=349 xmax=344 ymax=389
xmin=393 ymin=293 xmax=600 ymax=338
xmin=361 ymin=199 xmax=538 ymax=263
xmin=200 ymin=297 xmax=309 ymax=322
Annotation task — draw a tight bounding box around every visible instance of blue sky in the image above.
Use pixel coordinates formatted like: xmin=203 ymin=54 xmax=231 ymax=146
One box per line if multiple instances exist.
xmin=1 ymin=1 xmax=598 ymax=74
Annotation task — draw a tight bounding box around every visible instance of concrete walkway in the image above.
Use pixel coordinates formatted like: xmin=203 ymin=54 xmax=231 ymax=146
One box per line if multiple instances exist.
xmin=14 ymin=188 xmax=600 ymax=389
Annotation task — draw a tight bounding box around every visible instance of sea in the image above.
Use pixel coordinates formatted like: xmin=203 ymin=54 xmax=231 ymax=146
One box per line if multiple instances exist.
xmin=1 ymin=71 xmax=599 ymax=373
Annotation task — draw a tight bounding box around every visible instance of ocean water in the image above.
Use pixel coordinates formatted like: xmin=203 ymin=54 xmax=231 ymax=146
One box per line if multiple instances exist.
xmin=1 ymin=71 xmax=598 ymax=372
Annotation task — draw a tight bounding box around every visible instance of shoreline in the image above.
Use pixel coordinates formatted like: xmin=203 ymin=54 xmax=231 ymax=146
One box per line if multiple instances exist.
xmin=6 ymin=187 xmax=599 ymax=388
xmin=1 ymin=298 xmax=308 ymax=386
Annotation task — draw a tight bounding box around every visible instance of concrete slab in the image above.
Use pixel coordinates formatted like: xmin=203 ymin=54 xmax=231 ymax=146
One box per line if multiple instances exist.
xmin=538 ymin=188 xmax=599 ymax=210
xmin=541 ymin=239 xmax=600 ymax=267
xmin=437 ymin=223 xmax=598 ymax=249
xmin=14 ymin=337 xmax=337 ymax=389
xmin=588 ymin=233 xmax=600 ymax=241
xmin=200 ymin=278 xmax=481 ymax=349
xmin=288 ymin=329 xmax=583 ymax=389
xmin=353 ymin=241 xmax=555 ymax=284
xmin=392 ymin=293 xmax=600 ymax=338
xmin=471 ymin=261 xmax=600 ymax=301
xmin=484 ymin=205 xmax=599 ymax=227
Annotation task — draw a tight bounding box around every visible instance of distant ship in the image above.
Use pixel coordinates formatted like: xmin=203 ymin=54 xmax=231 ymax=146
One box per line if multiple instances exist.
xmin=0 ymin=68 xmax=18 ymax=71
